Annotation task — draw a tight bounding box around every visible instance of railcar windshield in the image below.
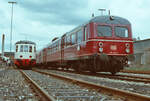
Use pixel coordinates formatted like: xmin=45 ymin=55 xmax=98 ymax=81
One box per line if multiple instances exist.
xmin=20 ymin=45 xmax=23 ymax=52
xmin=115 ymin=27 xmax=128 ymax=38
xmin=24 ymin=45 xmax=28 ymax=52
xmin=29 ymin=46 xmax=32 ymax=52
xmin=16 ymin=45 xmax=18 ymax=52
xmin=97 ymin=25 xmax=112 ymax=37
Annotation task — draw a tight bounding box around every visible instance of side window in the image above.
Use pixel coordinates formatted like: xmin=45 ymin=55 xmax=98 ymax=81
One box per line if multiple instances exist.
xmin=77 ymin=29 xmax=83 ymax=43
xmin=29 ymin=46 xmax=32 ymax=52
xmin=34 ymin=46 xmax=36 ymax=52
xmin=24 ymin=45 xmax=28 ymax=52
xmin=84 ymin=26 xmax=87 ymax=41
xmin=59 ymin=40 xmax=61 ymax=50
xmin=20 ymin=45 xmax=23 ymax=52
xmin=16 ymin=45 xmax=18 ymax=52
xmin=88 ymin=25 xmax=90 ymax=38
xmin=66 ymin=36 xmax=71 ymax=46
xmin=71 ymin=33 xmax=76 ymax=45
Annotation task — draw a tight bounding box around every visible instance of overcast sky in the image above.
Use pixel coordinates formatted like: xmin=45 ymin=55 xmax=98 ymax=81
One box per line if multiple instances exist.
xmin=0 ymin=0 xmax=150 ymax=52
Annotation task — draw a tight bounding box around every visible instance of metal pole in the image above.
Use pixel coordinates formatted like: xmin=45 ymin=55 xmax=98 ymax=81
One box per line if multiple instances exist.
xmin=2 ymin=34 xmax=5 ymax=57
xmin=8 ymin=1 xmax=17 ymax=65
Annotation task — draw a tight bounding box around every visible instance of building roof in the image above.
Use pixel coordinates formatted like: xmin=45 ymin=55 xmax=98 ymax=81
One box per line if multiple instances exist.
xmin=134 ymin=38 xmax=150 ymax=43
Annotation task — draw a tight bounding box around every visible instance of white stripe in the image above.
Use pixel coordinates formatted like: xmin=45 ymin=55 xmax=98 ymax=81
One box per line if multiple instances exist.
xmin=87 ymin=39 xmax=133 ymax=42
xmin=45 ymin=39 xmax=133 ymax=53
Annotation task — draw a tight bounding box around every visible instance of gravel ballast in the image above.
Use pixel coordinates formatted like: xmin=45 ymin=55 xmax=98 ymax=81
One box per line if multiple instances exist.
xmin=0 ymin=69 xmax=38 ymax=101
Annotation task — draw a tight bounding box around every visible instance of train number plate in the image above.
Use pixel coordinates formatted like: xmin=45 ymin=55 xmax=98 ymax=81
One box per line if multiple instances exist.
xmin=110 ymin=45 xmax=117 ymax=50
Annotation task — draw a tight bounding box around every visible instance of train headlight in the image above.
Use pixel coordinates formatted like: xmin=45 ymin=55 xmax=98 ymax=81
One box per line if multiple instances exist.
xmin=99 ymin=48 xmax=103 ymax=52
xmin=99 ymin=42 xmax=103 ymax=47
xmin=125 ymin=48 xmax=130 ymax=53
xmin=29 ymin=56 xmax=32 ymax=58
xmin=20 ymin=55 xmax=23 ymax=58
xmin=125 ymin=43 xmax=130 ymax=48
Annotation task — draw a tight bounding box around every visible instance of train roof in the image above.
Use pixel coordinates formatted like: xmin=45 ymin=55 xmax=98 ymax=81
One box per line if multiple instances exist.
xmin=45 ymin=15 xmax=131 ymax=49
xmin=65 ymin=15 xmax=131 ymax=36
xmin=15 ymin=40 xmax=36 ymax=45
xmin=89 ymin=15 xmax=131 ymax=25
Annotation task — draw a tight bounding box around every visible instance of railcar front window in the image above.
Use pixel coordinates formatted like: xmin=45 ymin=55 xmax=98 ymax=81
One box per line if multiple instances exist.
xmin=34 ymin=46 xmax=36 ymax=52
xmin=24 ymin=45 xmax=28 ymax=52
xmin=16 ymin=45 xmax=18 ymax=52
xmin=29 ymin=46 xmax=32 ymax=52
xmin=97 ymin=25 xmax=112 ymax=37
xmin=20 ymin=45 xmax=23 ymax=52
xmin=115 ymin=27 xmax=128 ymax=38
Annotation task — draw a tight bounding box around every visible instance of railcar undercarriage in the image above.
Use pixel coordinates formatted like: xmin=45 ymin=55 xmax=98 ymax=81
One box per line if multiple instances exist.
xmin=42 ymin=54 xmax=131 ymax=75
xmin=68 ymin=54 xmax=126 ymax=75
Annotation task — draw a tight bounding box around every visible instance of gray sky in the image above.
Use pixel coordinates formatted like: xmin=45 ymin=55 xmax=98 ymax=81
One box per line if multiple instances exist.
xmin=0 ymin=0 xmax=150 ymax=52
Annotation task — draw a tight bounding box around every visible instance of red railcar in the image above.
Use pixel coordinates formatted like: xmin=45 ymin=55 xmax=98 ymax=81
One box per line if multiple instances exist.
xmin=36 ymin=15 xmax=134 ymax=74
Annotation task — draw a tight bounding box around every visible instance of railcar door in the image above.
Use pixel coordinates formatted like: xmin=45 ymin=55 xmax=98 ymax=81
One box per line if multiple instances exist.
xmin=61 ymin=34 xmax=66 ymax=65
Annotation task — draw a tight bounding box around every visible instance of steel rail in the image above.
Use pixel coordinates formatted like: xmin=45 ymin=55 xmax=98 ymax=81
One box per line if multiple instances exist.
xmin=34 ymin=69 xmax=150 ymax=101
xmin=19 ymin=70 xmax=56 ymax=101
xmin=98 ymin=74 xmax=150 ymax=83
xmin=121 ymin=70 xmax=150 ymax=74
xmin=50 ymin=69 xmax=150 ymax=83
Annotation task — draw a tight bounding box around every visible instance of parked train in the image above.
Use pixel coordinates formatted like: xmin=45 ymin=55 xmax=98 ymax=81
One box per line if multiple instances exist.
xmin=14 ymin=40 xmax=36 ymax=69
xmin=36 ymin=15 xmax=134 ymax=74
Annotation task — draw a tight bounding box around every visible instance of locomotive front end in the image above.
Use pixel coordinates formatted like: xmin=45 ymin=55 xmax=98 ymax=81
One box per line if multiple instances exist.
xmin=14 ymin=41 xmax=36 ymax=69
xmin=88 ymin=16 xmax=134 ymax=74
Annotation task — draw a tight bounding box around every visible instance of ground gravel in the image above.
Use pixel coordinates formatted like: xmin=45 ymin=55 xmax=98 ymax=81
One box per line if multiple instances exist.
xmin=0 ymin=68 xmax=38 ymax=101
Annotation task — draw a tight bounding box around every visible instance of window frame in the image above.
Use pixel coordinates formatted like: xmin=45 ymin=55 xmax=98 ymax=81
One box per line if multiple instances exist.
xmin=24 ymin=45 xmax=29 ymax=52
xmin=96 ymin=25 xmax=112 ymax=37
xmin=114 ymin=26 xmax=129 ymax=38
xmin=77 ymin=28 xmax=83 ymax=43
xmin=16 ymin=45 xmax=18 ymax=52
xmin=71 ymin=33 xmax=77 ymax=45
xmin=29 ymin=45 xmax=32 ymax=52
xmin=20 ymin=45 xmax=23 ymax=52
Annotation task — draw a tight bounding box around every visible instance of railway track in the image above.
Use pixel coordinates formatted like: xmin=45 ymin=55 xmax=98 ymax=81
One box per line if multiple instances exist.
xmin=33 ymin=69 xmax=150 ymax=101
xmin=20 ymin=70 xmax=109 ymax=101
xmin=83 ymin=72 xmax=150 ymax=84
xmin=49 ymin=69 xmax=150 ymax=84
xmin=19 ymin=70 xmax=55 ymax=101
xmin=121 ymin=70 xmax=150 ymax=75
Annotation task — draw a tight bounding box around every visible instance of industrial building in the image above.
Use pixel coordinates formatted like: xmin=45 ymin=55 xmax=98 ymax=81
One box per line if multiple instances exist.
xmin=133 ymin=38 xmax=150 ymax=66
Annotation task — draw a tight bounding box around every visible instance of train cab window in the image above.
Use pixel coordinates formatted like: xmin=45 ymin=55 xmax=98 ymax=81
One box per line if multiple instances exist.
xmin=24 ymin=45 xmax=28 ymax=52
xmin=115 ymin=27 xmax=129 ymax=38
xmin=16 ymin=45 xmax=18 ymax=52
xmin=29 ymin=46 xmax=32 ymax=52
xmin=34 ymin=46 xmax=36 ymax=52
xmin=77 ymin=29 xmax=83 ymax=43
xmin=97 ymin=25 xmax=112 ymax=37
xmin=20 ymin=45 xmax=23 ymax=52
xmin=71 ymin=33 xmax=76 ymax=45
